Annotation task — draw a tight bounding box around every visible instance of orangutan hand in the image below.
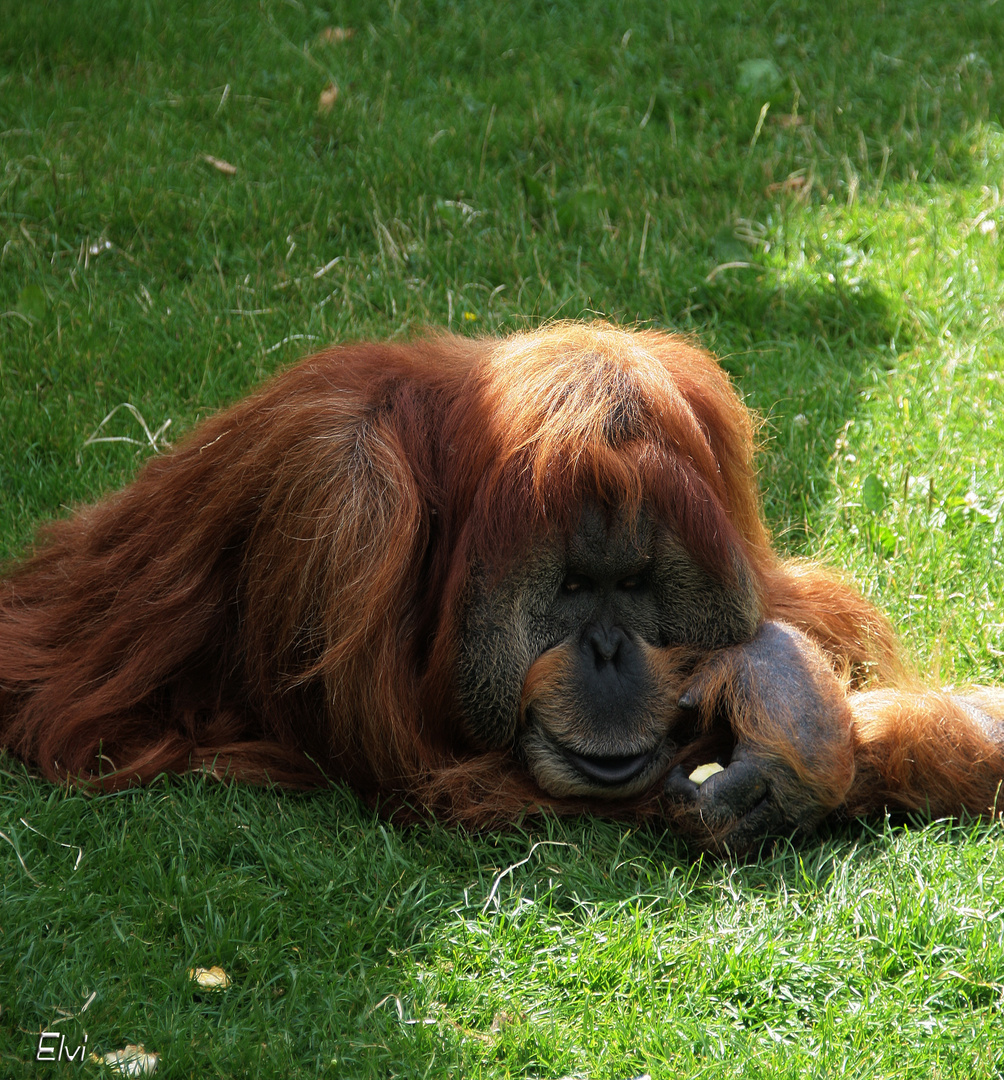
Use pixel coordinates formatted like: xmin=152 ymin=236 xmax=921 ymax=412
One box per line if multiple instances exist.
xmin=665 ymin=621 xmax=855 ymax=853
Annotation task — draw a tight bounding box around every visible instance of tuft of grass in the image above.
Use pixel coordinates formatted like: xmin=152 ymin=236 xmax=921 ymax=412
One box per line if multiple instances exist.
xmin=2 ymin=1 xmax=1004 ymax=1076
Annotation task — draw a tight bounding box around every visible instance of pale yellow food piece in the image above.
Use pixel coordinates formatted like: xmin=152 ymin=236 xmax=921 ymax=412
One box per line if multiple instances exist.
xmin=688 ymin=762 xmax=725 ymax=785
xmin=188 ymin=965 xmax=231 ymax=990
xmin=89 ymin=1044 xmax=159 ymax=1076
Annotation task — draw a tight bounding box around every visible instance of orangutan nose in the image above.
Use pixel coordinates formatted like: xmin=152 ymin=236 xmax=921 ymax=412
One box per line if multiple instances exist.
xmin=582 ymin=624 xmax=627 ymax=668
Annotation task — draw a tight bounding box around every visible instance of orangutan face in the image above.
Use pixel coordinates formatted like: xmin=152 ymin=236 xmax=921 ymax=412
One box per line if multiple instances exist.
xmin=456 ymin=505 xmax=761 ymax=797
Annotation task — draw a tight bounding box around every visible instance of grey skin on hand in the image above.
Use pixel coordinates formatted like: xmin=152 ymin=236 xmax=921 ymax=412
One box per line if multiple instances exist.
xmin=665 ymin=621 xmax=856 ymax=853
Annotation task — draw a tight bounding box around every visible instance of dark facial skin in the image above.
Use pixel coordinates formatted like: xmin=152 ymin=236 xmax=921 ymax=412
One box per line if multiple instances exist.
xmin=455 ymin=506 xmax=762 ymax=799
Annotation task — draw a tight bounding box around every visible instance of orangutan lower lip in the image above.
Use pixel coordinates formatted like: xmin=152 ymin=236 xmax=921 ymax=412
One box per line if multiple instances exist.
xmin=563 ymin=747 xmax=656 ymax=785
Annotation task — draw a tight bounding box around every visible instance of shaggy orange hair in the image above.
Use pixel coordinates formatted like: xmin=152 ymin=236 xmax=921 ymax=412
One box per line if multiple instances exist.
xmin=1 ymin=323 xmax=1001 ymax=836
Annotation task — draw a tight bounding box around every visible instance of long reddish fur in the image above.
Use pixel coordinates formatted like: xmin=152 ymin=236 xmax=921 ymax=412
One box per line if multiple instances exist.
xmin=1 ymin=322 xmax=1001 ymax=826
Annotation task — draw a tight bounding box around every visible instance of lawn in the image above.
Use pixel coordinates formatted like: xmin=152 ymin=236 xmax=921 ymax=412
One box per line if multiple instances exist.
xmin=2 ymin=1 xmax=1004 ymax=1076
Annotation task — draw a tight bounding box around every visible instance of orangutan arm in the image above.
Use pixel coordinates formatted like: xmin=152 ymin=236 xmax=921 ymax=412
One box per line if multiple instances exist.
xmin=843 ymin=686 xmax=1004 ymax=819
xmin=664 ymin=620 xmax=1004 ymax=852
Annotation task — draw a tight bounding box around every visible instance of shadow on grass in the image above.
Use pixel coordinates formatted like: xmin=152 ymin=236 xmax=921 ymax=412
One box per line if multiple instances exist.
xmin=682 ymin=269 xmax=903 ymax=546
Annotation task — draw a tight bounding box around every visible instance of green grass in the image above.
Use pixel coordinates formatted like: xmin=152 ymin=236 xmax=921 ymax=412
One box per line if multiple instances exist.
xmin=2 ymin=1 xmax=1004 ymax=1076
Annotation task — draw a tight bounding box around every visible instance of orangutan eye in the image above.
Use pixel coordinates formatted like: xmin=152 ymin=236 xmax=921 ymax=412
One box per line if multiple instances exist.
xmin=561 ymin=574 xmax=592 ymax=594
xmin=619 ymin=577 xmax=639 ymax=590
